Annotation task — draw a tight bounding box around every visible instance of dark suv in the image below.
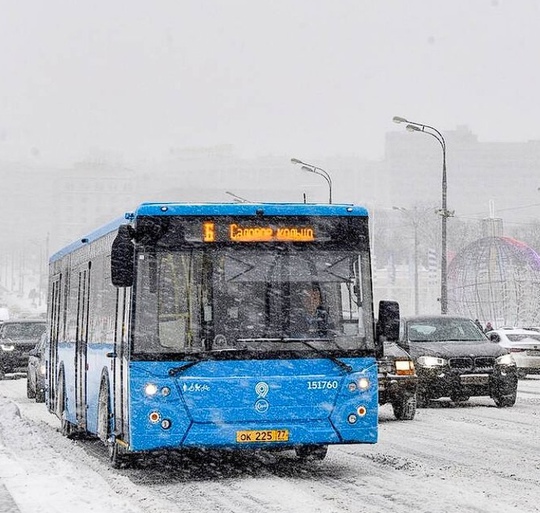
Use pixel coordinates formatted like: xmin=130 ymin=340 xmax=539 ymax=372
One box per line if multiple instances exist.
xmin=398 ymin=315 xmax=518 ymax=408
xmin=0 ymin=319 xmax=47 ymax=379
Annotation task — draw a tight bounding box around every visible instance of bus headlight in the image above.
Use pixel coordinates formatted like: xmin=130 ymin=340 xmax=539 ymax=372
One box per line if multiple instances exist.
xmin=0 ymin=344 xmax=14 ymax=352
xmin=145 ymin=383 xmax=158 ymax=396
xmin=145 ymin=383 xmax=171 ymax=397
xmin=358 ymin=377 xmax=370 ymax=390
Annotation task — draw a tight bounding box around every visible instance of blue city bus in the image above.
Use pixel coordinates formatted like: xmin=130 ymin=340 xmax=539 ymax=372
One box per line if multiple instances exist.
xmin=46 ymin=202 xmax=399 ymax=467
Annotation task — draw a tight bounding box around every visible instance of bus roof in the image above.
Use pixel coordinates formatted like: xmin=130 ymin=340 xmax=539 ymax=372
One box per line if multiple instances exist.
xmin=133 ymin=202 xmax=368 ymax=217
xmin=50 ymin=202 xmax=369 ymax=263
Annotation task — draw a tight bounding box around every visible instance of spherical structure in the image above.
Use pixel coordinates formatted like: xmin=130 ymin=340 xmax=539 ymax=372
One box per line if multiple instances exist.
xmin=447 ymin=236 xmax=540 ymax=327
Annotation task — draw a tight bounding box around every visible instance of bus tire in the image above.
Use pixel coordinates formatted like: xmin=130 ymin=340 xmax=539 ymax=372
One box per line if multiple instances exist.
xmin=56 ymin=371 xmax=75 ymax=438
xmin=295 ymin=445 xmax=328 ymax=461
xmin=97 ymin=382 xmax=110 ymax=444
xmin=109 ymin=441 xmax=132 ymax=469
xmin=97 ymin=380 xmax=132 ymax=469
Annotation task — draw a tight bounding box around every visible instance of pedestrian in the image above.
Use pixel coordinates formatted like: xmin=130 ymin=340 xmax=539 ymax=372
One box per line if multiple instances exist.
xmin=484 ymin=321 xmax=493 ymax=333
xmin=474 ymin=319 xmax=483 ymax=331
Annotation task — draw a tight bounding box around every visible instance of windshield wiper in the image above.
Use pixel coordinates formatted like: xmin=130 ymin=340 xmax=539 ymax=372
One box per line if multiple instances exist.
xmin=169 ymin=358 xmax=205 ymax=376
xmin=237 ymin=337 xmax=352 ymax=374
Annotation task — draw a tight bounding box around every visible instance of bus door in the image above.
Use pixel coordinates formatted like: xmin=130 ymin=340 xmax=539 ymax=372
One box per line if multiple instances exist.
xmin=48 ymin=274 xmax=63 ymax=412
xmin=75 ymin=264 xmax=91 ymax=429
xmin=112 ymin=287 xmax=130 ymax=436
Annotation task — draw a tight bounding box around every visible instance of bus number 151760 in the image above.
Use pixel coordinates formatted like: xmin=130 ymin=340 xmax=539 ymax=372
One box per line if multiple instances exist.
xmin=307 ymin=380 xmax=339 ymax=390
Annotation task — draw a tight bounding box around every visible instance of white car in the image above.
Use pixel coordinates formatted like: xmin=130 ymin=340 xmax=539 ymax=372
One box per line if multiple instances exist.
xmin=487 ymin=328 xmax=540 ymax=379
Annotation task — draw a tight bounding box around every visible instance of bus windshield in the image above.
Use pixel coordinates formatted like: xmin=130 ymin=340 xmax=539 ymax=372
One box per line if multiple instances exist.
xmin=133 ymin=246 xmax=374 ymax=356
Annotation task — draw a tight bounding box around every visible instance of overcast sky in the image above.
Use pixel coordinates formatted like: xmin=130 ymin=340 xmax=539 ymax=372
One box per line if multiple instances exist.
xmin=1 ymin=1 xmax=539 ymax=165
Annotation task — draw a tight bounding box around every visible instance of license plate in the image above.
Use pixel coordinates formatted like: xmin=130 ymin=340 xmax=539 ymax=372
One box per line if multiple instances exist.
xmin=236 ymin=429 xmax=289 ymax=443
xmin=460 ymin=374 xmax=489 ymax=385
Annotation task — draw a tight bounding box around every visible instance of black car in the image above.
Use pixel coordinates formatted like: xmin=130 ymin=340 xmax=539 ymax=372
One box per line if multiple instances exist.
xmin=378 ymin=341 xmax=418 ymax=420
xmin=397 ymin=315 xmax=517 ymax=408
xmin=27 ymin=333 xmax=47 ymax=402
xmin=0 ymin=319 xmax=47 ymax=379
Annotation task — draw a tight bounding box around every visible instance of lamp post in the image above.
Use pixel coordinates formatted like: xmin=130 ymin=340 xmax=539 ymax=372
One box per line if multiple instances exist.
xmin=393 ymin=116 xmax=451 ymax=314
xmin=291 ymin=158 xmax=333 ymax=204
xmin=393 ymin=206 xmax=420 ymax=315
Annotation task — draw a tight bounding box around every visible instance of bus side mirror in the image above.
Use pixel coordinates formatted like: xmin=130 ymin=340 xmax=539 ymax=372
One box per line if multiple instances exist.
xmin=111 ymin=225 xmax=135 ymax=287
xmin=375 ymin=300 xmax=400 ymax=358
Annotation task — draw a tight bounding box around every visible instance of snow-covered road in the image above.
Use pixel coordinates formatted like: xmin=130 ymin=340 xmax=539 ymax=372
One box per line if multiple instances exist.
xmin=1 ymin=377 xmax=539 ymax=513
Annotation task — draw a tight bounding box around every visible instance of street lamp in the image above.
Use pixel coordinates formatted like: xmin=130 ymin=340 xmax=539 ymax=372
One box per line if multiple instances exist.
xmin=225 ymin=191 xmax=250 ymax=203
xmin=393 ymin=116 xmax=451 ymax=314
xmin=291 ymin=158 xmax=333 ymax=204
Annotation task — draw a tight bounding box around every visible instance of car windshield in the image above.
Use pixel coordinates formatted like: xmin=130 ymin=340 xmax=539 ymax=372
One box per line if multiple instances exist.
xmin=407 ymin=318 xmax=486 ymax=342
xmin=2 ymin=322 xmax=46 ymax=340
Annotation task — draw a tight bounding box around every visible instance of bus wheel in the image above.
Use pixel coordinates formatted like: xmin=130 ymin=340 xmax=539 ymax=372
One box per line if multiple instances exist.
xmin=97 ymin=383 xmax=110 ymax=444
xmin=109 ymin=441 xmax=133 ymax=469
xmin=97 ymin=383 xmax=132 ymax=469
xmin=295 ymin=445 xmax=328 ymax=461
xmin=56 ymin=374 xmax=74 ymax=438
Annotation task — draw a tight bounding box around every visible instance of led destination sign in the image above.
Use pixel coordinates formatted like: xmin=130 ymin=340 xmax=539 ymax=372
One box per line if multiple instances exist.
xmin=202 ymin=221 xmax=315 ymax=243
xmin=230 ymin=223 xmax=315 ymax=242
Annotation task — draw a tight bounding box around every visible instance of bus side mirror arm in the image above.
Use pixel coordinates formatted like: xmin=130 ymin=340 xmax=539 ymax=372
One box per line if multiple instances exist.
xmin=111 ymin=225 xmax=135 ymax=288
xmin=375 ymin=300 xmax=400 ymax=358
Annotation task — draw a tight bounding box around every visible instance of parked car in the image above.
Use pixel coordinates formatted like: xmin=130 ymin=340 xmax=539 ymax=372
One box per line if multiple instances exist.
xmin=378 ymin=341 xmax=417 ymax=420
xmin=27 ymin=333 xmax=48 ymax=402
xmin=397 ymin=315 xmax=518 ymax=408
xmin=487 ymin=328 xmax=540 ymax=379
xmin=0 ymin=319 xmax=47 ymax=379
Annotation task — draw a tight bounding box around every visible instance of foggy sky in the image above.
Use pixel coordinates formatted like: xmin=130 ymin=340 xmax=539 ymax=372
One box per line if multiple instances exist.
xmin=1 ymin=1 xmax=539 ymax=165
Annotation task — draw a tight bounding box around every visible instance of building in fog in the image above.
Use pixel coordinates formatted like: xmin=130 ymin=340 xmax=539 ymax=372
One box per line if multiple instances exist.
xmin=2 ymin=126 xmax=540 ymax=316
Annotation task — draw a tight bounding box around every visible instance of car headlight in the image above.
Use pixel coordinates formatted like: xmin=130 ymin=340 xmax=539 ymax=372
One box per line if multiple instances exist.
xmin=0 ymin=344 xmax=15 ymax=352
xmin=394 ymin=359 xmax=416 ymax=375
xmin=417 ymin=356 xmax=447 ymax=368
xmin=496 ymin=353 xmax=515 ymax=366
